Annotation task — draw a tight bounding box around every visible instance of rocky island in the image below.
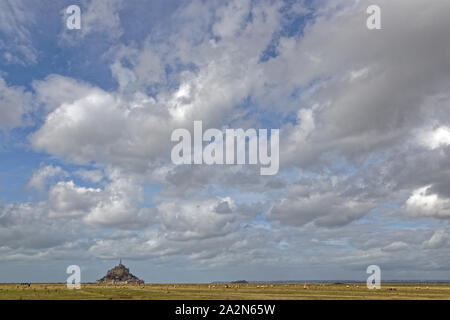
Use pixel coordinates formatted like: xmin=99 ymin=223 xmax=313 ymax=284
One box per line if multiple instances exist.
xmin=96 ymin=260 xmax=144 ymax=285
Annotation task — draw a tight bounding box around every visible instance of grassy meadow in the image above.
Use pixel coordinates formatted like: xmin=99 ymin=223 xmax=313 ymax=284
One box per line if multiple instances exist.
xmin=1 ymin=283 xmax=450 ymax=300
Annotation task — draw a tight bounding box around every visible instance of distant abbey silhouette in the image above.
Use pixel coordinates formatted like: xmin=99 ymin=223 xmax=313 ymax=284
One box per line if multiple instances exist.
xmin=96 ymin=259 xmax=144 ymax=284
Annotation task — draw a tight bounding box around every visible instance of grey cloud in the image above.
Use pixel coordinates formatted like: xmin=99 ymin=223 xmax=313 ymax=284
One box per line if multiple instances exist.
xmin=275 ymin=0 xmax=450 ymax=169
xmin=215 ymin=200 xmax=232 ymax=214
xmin=0 ymin=77 xmax=32 ymax=129
xmin=269 ymin=177 xmax=375 ymax=227
xmin=423 ymin=230 xmax=448 ymax=249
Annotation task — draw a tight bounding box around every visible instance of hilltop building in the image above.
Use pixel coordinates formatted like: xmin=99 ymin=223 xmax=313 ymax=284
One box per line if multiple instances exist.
xmin=96 ymin=260 xmax=144 ymax=284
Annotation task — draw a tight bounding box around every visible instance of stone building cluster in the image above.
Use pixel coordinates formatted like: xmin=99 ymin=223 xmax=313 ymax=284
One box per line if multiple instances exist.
xmin=96 ymin=260 xmax=144 ymax=285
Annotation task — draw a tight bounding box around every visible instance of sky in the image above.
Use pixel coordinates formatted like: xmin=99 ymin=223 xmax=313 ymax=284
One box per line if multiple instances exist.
xmin=0 ymin=0 xmax=450 ymax=283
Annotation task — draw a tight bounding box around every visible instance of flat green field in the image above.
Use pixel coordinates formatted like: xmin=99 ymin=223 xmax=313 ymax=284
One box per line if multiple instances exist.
xmin=1 ymin=283 xmax=450 ymax=300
